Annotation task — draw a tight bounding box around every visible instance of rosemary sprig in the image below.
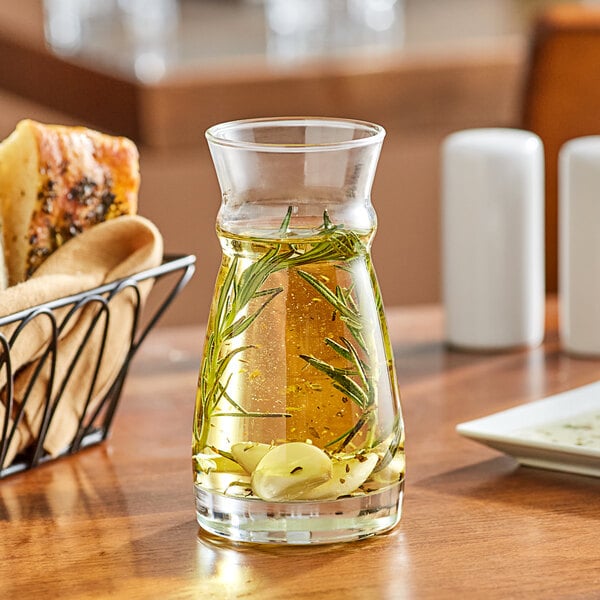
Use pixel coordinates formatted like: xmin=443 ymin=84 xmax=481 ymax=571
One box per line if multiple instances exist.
xmin=297 ymin=270 xmax=378 ymax=452
xmin=194 ymin=208 xmax=368 ymax=453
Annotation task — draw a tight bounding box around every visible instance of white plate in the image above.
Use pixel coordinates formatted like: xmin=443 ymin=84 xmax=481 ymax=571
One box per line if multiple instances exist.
xmin=456 ymin=380 xmax=600 ymax=477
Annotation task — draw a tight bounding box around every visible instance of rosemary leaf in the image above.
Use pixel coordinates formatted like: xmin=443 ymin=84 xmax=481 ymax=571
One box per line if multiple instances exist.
xmin=338 ymin=313 xmax=363 ymax=330
xmin=204 ymin=345 xmax=255 ymax=410
xmin=216 ymin=255 xmax=238 ymax=329
xmin=324 ymin=423 xmax=361 ymax=448
xmin=300 ymin=354 xmax=369 ymax=408
xmin=234 ymin=248 xmax=281 ymax=308
xmin=299 ymin=353 xmax=356 ymax=377
xmin=215 ymin=378 xmax=250 ymax=414
xmin=325 ymin=337 xmax=369 ymax=374
xmin=254 ymin=286 xmax=283 ymax=298
xmin=202 ymin=332 xmax=216 ymax=373
xmin=329 ymin=229 xmax=363 ymax=257
xmin=212 ymin=412 xmax=292 ymax=418
xmin=214 ymin=345 xmax=254 ymax=378
xmin=373 ymin=414 xmax=404 ymax=472
xmin=320 ymin=209 xmax=337 ymax=232
xmin=341 ymin=337 xmax=370 ymax=394
xmin=340 ymin=318 xmax=368 ymax=353
xmin=278 ymin=205 xmax=293 ymax=234
xmin=332 ymin=382 xmax=366 ymax=410
xmin=346 ymin=287 xmax=360 ymax=313
xmin=336 ymin=409 xmax=375 ymax=452
xmin=324 ymin=410 xmax=373 ymax=451
xmin=296 ymin=270 xmax=357 ymax=321
xmin=213 ymin=373 xmax=234 ymax=405
xmin=222 ymin=288 xmax=282 ymax=339
xmin=325 ymin=337 xmax=354 ymax=362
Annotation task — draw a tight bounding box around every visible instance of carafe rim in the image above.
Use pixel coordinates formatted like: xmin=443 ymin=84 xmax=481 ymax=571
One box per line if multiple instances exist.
xmin=205 ymin=116 xmax=386 ymax=153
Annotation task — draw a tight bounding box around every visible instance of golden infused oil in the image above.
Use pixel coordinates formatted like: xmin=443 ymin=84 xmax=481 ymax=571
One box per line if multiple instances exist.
xmin=193 ymin=212 xmax=405 ymax=504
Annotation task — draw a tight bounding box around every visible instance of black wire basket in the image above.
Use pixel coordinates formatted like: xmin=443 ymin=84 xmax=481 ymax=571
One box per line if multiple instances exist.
xmin=0 ymin=253 xmax=196 ymax=478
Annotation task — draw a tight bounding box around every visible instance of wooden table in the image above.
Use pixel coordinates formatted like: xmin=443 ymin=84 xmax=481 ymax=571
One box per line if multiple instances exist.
xmin=1 ymin=300 xmax=599 ymax=599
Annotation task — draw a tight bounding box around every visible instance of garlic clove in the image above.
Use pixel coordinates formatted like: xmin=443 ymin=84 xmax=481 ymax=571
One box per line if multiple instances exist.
xmin=371 ymin=453 xmax=406 ymax=487
xmin=193 ymin=451 xmax=245 ymax=474
xmin=298 ymin=452 xmax=378 ymax=500
xmin=231 ymin=442 xmax=272 ymax=473
xmin=251 ymin=442 xmax=332 ymax=501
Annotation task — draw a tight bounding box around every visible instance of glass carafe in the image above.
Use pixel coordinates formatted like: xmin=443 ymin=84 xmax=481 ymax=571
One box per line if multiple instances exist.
xmin=193 ymin=117 xmax=405 ymax=544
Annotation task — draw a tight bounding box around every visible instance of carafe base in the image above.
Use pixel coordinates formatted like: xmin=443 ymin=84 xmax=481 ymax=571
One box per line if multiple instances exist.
xmin=195 ymin=481 xmax=403 ymax=545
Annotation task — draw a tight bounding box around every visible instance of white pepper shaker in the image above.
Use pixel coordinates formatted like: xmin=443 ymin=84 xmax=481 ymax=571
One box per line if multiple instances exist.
xmin=559 ymin=136 xmax=600 ymax=356
xmin=441 ymin=128 xmax=545 ymax=351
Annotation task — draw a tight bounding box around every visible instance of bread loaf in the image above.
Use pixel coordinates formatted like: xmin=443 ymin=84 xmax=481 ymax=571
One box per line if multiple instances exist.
xmin=0 ymin=119 xmax=139 ymax=288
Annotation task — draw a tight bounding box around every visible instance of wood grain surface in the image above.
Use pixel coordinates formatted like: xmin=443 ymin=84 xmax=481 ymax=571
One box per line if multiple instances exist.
xmin=1 ymin=300 xmax=599 ymax=599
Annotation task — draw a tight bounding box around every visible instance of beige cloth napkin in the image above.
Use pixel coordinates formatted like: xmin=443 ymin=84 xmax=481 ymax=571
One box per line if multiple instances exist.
xmin=0 ymin=215 xmax=163 ymax=468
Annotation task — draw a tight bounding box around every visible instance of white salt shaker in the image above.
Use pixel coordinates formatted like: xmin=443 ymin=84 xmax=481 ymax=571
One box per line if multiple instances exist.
xmin=559 ymin=136 xmax=600 ymax=356
xmin=441 ymin=128 xmax=545 ymax=351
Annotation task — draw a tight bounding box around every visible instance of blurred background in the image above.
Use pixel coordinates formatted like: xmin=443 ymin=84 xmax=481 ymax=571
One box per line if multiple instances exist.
xmin=0 ymin=0 xmax=591 ymax=325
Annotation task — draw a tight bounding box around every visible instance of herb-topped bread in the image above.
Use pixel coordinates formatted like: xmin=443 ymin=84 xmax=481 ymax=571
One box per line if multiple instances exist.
xmin=0 ymin=119 xmax=139 ymax=288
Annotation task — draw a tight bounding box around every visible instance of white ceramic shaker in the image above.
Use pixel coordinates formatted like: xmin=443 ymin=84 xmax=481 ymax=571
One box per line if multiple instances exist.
xmin=559 ymin=136 xmax=600 ymax=356
xmin=441 ymin=128 xmax=545 ymax=351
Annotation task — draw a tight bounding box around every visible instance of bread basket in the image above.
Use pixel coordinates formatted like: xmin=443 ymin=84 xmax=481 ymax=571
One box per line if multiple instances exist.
xmin=0 ymin=254 xmax=195 ymax=478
